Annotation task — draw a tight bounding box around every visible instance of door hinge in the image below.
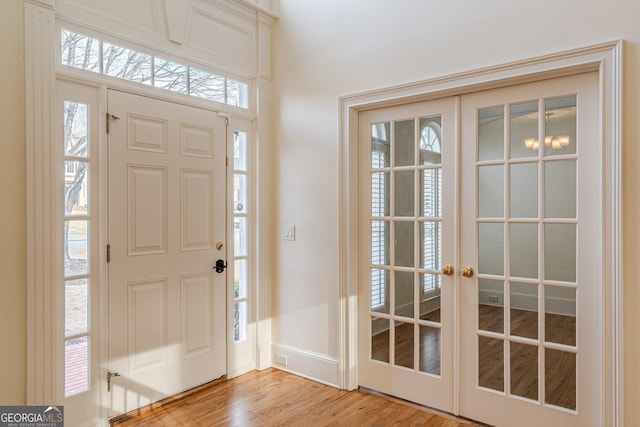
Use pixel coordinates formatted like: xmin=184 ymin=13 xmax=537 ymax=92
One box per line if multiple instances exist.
xmin=106 ymin=113 xmax=120 ymax=134
xmin=107 ymin=371 xmax=120 ymax=392
xmin=107 ymin=244 xmax=111 ymax=263
xmin=226 ymin=156 xmax=230 ymax=167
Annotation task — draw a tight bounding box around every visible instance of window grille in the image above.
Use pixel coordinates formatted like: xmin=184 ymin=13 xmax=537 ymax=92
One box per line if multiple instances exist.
xmin=371 ymin=144 xmax=387 ymax=308
xmin=422 ymin=169 xmax=442 ymax=293
xmin=60 ymin=29 xmax=249 ymax=109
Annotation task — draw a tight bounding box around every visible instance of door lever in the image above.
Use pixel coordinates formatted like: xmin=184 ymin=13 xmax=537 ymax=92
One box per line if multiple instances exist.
xmin=214 ymin=259 xmax=227 ymax=273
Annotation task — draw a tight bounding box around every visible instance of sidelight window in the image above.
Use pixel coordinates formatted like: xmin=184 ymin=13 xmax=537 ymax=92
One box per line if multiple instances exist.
xmin=233 ymin=130 xmax=249 ymax=342
xmin=63 ymin=100 xmax=92 ymax=396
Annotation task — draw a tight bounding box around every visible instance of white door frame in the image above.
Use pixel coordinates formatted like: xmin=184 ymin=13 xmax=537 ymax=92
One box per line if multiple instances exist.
xmin=339 ymin=41 xmax=623 ymax=425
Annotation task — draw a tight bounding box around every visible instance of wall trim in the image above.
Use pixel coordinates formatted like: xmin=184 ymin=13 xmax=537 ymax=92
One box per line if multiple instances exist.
xmin=56 ymin=67 xmax=256 ymax=120
xmin=25 ymin=0 xmax=57 ymax=405
xmin=25 ymin=0 xmax=55 ymax=10
xmin=339 ymin=40 xmax=623 ymax=426
xmin=271 ymin=343 xmax=340 ymax=388
xmin=255 ymin=76 xmax=274 ymax=370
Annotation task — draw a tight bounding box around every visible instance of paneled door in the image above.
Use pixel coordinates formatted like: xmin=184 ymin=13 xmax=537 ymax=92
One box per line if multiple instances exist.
xmin=107 ymin=90 xmax=227 ymax=416
xmin=358 ymin=72 xmax=602 ymax=426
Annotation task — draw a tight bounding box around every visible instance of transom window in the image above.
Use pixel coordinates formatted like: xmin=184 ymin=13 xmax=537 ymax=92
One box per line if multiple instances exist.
xmin=60 ymin=29 xmax=249 ymax=109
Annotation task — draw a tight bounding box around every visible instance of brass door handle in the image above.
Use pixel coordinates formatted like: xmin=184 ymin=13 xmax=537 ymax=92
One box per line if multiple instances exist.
xmin=462 ymin=266 xmax=474 ymax=278
xmin=442 ymin=265 xmax=454 ymax=276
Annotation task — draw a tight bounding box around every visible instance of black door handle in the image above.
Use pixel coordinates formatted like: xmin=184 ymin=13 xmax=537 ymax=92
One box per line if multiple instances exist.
xmin=214 ymin=259 xmax=227 ymax=273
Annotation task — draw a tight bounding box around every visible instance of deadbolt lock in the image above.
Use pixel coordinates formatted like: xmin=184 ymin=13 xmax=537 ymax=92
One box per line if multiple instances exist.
xmin=462 ymin=266 xmax=474 ymax=278
xmin=442 ymin=265 xmax=454 ymax=276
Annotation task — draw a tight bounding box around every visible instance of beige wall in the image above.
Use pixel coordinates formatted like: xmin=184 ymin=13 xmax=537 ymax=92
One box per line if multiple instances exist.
xmin=0 ymin=0 xmax=26 ymax=404
xmin=271 ymin=0 xmax=639 ymax=423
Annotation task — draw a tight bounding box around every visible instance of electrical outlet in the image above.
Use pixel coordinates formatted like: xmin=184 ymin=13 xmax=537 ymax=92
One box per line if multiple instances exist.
xmin=276 ymin=354 xmax=288 ymax=366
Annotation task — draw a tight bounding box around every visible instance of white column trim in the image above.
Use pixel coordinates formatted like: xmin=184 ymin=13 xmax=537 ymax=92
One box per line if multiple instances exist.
xmin=604 ymin=40 xmax=624 ymax=427
xmin=255 ymin=77 xmax=273 ymax=370
xmin=339 ymin=40 xmax=623 ymax=426
xmin=254 ymin=11 xmax=276 ymax=370
xmin=25 ymin=0 xmax=57 ymax=405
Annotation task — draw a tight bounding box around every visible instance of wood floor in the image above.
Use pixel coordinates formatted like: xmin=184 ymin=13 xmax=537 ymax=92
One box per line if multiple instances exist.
xmin=371 ymin=305 xmax=576 ymax=410
xmin=111 ymin=369 xmax=480 ymax=427
xmin=111 ymin=306 xmax=576 ymax=425
xmin=477 ymin=305 xmax=576 ymax=409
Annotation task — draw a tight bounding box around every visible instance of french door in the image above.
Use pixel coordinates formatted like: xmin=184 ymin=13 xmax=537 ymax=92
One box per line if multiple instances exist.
xmin=358 ymin=72 xmax=602 ymax=426
xmin=358 ymin=97 xmax=457 ymax=411
xmin=107 ymin=90 xmax=227 ymax=416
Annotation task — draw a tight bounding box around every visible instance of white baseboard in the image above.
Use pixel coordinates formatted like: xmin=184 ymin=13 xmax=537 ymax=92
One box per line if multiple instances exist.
xmin=479 ymin=289 xmax=576 ymax=316
xmin=271 ymin=343 xmax=340 ymax=388
xmin=228 ymin=362 xmax=257 ymax=380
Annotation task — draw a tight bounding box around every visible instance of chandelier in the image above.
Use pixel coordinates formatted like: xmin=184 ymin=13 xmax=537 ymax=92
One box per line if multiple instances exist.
xmin=523 ymin=113 xmax=570 ymax=150
xmin=524 ymin=135 xmax=570 ymax=150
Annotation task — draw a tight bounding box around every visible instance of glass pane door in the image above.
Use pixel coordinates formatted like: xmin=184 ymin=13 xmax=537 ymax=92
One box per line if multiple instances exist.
xmin=359 ymin=98 xmax=456 ymax=412
xmin=460 ymin=72 xmax=601 ymax=427
xmin=475 ymin=96 xmax=578 ymax=406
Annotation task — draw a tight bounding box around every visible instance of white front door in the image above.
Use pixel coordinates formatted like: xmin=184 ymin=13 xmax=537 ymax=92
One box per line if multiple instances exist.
xmin=358 ymin=72 xmax=602 ymax=426
xmin=107 ymin=90 xmax=227 ymax=416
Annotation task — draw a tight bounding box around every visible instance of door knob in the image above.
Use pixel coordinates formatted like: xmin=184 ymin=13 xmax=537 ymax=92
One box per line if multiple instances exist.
xmin=442 ymin=265 xmax=454 ymax=276
xmin=461 ymin=266 xmax=474 ymax=278
xmin=214 ymin=259 xmax=227 ymax=273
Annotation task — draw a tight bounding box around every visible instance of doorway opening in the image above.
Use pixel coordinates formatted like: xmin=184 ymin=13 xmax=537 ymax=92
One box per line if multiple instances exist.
xmin=340 ymin=40 xmax=622 ymax=427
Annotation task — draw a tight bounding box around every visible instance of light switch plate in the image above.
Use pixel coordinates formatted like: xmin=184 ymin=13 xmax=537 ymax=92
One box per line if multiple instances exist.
xmin=283 ymin=224 xmax=295 ymax=241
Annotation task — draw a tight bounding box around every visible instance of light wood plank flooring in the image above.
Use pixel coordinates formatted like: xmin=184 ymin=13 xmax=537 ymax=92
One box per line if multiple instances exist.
xmin=371 ymin=306 xmax=576 ymax=410
xmin=111 ymin=369 xmax=480 ymax=426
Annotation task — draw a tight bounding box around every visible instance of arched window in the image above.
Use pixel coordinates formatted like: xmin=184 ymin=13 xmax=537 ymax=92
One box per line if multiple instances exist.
xmin=419 ymin=119 xmax=442 ymax=164
xmin=419 ymin=118 xmax=442 ymax=294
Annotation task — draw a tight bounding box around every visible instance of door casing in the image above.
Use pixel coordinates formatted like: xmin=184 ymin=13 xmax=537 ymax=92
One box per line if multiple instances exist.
xmin=339 ymin=41 xmax=623 ymax=425
xmin=25 ymin=4 xmax=274 ymax=418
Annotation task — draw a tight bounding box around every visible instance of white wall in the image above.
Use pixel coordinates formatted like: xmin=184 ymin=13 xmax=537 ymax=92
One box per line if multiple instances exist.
xmin=271 ymin=0 xmax=640 ymax=423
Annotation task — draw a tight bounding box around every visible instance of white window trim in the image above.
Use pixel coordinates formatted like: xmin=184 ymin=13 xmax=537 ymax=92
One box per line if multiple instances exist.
xmin=339 ymin=41 xmax=623 ymax=425
xmin=25 ymin=0 xmax=275 ymax=416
